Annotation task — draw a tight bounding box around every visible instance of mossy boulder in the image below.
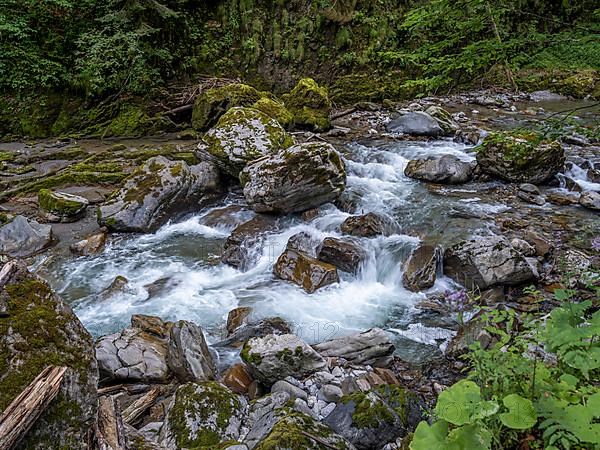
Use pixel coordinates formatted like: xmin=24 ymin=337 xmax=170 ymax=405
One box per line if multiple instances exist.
xmin=0 ymin=260 xmax=98 ymax=449
xmin=192 ymin=83 xmax=263 ymax=131
xmin=273 ymin=249 xmax=340 ymax=294
xmin=476 ymin=131 xmax=565 ymax=183
xmin=38 ymin=189 xmax=89 ymax=222
xmin=555 ymin=69 xmax=599 ymax=98
xmin=159 ymin=381 xmax=247 ymax=448
xmin=240 ymin=142 xmax=346 ymax=214
xmin=197 ymin=107 xmax=294 ymax=177
xmin=282 ymin=78 xmax=332 ymax=132
xmin=252 ymin=97 xmax=294 ymax=129
xmin=98 ymin=156 xmax=223 ymax=232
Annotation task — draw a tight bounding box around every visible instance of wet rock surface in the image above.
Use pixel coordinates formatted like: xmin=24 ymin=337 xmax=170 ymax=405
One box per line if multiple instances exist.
xmin=313 ymin=328 xmax=395 ymax=367
xmin=404 ymin=155 xmax=474 ymax=184
xmin=273 ymin=248 xmax=340 ymax=293
xmin=221 ymin=214 xmax=279 ymax=270
xmin=402 ymin=244 xmax=442 ymax=292
xmin=0 ymin=214 xmax=52 ymax=257
xmin=317 ymin=237 xmax=367 ymax=274
xmin=340 ymin=213 xmax=393 ymax=237
xmin=386 ymin=111 xmax=444 ymax=137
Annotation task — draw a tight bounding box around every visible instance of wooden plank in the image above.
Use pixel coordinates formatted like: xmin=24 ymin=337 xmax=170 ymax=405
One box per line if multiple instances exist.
xmin=122 ymin=386 xmax=161 ymax=425
xmin=0 ymin=366 xmax=67 ymax=450
xmin=97 ymin=395 xmax=126 ymax=450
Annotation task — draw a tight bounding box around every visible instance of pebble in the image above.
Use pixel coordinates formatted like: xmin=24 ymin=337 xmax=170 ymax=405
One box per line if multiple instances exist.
xmin=271 ymin=380 xmax=308 ymax=401
xmin=321 ymin=402 xmax=336 ymax=418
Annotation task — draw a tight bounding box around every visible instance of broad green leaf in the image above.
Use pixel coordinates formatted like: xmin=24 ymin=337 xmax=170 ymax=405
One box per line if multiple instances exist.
xmin=410 ymin=420 xmax=455 ymax=450
xmin=447 ymin=424 xmax=493 ymax=450
xmin=499 ymin=394 xmax=537 ymax=429
xmin=435 ymin=380 xmax=487 ymax=426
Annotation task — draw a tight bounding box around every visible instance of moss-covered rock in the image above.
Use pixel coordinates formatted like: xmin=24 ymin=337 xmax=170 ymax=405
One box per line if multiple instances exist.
xmin=198 ymin=106 xmax=294 ymax=177
xmin=476 ymin=131 xmax=565 ymax=184
xmin=282 ymin=78 xmax=332 ymax=132
xmin=0 ymin=260 xmax=98 ymax=449
xmin=159 ymin=381 xmax=247 ymax=448
xmin=555 ymin=69 xmax=599 ymax=98
xmin=252 ymin=97 xmax=294 ymax=129
xmin=38 ymin=189 xmax=89 ymax=222
xmin=192 ymin=83 xmax=263 ymax=131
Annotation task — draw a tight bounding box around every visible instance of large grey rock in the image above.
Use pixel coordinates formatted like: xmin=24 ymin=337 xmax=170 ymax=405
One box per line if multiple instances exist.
xmin=0 ymin=260 xmax=98 ymax=449
xmin=402 ymin=245 xmax=442 ymax=292
xmin=197 ymin=106 xmax=293 ymax=177
xmin=404 ymin=155 xmax=474 ymax=184
xmin=241 ymin=334 xmax=326 ymax=385
xmin=443 ymin=235 xmax=537 ymax=290
xmin=317 ymin=237 xmax=367 ymax=274
xmin=386 ymin=112 xmax=444 ymax=137
xmin=241 ymin=142 xmax=346 ymax=214
xmin=0 ymin=215 xmax=52 ymax=257
xmin=96 ymin=327 xmax=169 ymax=382
xmin=273 ymin=249 xmax=339 ymax=293
xmin=425 ymin=106 xmax=459 ymax=135
xmin=221 ymin=214 xmax=279 ymax=270
xmin=313 ymin=328 xmax=395 ymax=367
xmin=579 ymin=190 xmax=600 ymax=211
xmin=98 ymin=156 xmax=223 ymax=232
xmin=159 ymin=382 xmax=247 ymax=449
xmin=167 ymin=320 xmax=216 ymax=382
xmin=340 ymin=213 xmax=394 ymax=237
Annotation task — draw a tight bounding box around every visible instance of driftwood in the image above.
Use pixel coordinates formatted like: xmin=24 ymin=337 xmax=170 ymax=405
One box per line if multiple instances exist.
xmin=97 ymin=396 xmax=126 ymax=450
xmin=97 ymin=383 xmax=151 ymax=397
xmin=122 ymin=386 xmax=161 ymax=425
xmin=0 ymin=366 xmax=67 ymax=450
xmin=163 ymin=104 xmax=194 ymax=116
xmin=331 ymin=107 xmax=357 ymax=121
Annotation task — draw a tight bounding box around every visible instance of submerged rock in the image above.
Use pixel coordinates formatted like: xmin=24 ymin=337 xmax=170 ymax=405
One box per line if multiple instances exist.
xmin=402 ymin=244 xmax=442 ymax=292
xmin=241 ymin=333 xmax=326 ymax=385
xmin=221 ymin=214 xmax=279 ymax=270
xmin=386 ymin=111 xmax=444 ymax=137
xmin=38 ymin=189 xmax=89 ymax=222
xmin=198 ymin=107 xmax=293 ymax=177
xmin=69 ymin=228 xmax=107 ymax=256
xmin=159 ymin=381 xmax=247 ymax=449
xmin=443 ymin=235 xmax=537 ymax=290
xmin=313 ymin=328 xmax=395 ymax=367
xmin=192 ymin=83 xmax=263 ymax=131
xmin=476 ymin=131 xmax=565 ymax=183
xmin=273 ymin=249 xmax=340 ymax=293
xmin=340 ymin=212 xmax=393 ymax=237
xmin=167 ymin=320 xmax=216 ymax=382
xmin=317 ymin=237 xmax=367 ymax=274
xmin=0 ymin=260 xmax=98 ymax=449
xmin=241 ymin=142 xmax=346 ymax=214
xmin=0 ymin=214 xmax=52 ymax=257
xmin=282 ymin=78 xmax=332 ymax=131
xmin=404 ymin=155 xmax=474 ymax=184
xmin=98 ymin=156 xmax=223 ymax=232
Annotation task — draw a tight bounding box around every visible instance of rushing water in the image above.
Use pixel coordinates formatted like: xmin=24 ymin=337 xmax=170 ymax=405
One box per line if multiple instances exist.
xmin=40 ymin=134 xmax=598 ymax=363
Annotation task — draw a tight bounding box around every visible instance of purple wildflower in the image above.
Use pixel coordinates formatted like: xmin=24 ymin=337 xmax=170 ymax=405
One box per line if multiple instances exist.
xmin=592 ymin=237 xmax=600 ymax=252
xmin=444 ymin=289 xmax=469 ymax=311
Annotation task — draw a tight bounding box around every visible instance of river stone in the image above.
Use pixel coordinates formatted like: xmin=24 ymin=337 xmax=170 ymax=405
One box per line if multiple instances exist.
xmin=167 ymin=320 xmax=216 ymax=382
xmin=404 ymin=155 xmax=474 ymax=184
xmin=546 ymin=189 xmax=580 ymax=206
xmin=314 ymin=328 xmax=394 ymax=367
xmin=227 ymin=306 xmax=253 ymax=334
xmin=38 ymin=189 xmax=89 ymax=222
xmin=443 ymin=235 xmax=537 ymax=290
xmin=216 ymin=317 xmax=291 ymax=348
xmin=131 ymin=314 xmax=172 ymax=338
xmin=252 ymin=97 xmax=294 ymax=129
xmin=241 ymin=142 xmax=346 ymax=214
xmin=425 ymin=106 xmax=459 ymax=135
xmin=159 ymin=381 xmax=247 ymax=449
xmin=271 ymin=380 xmax=308 ymax=401
xmin=579 ymin=190 xmax=600 ymax=211
xmin=281 ymin=78 xmax=332 ymax=132
xmin=0 ymin=215 xmax=52 ymax=257
xmin=98 ymin=156 xmax=223 ymax=232
xmin=286 ymin=231 xmax=321 ymax=257
xmin=221 ymin=214 xmax=279 ymax=270
xmin=241 ymin=333 xmax=326 ymax=385
xmin=273 ymin=249 xmax=340 ymax=293
xmin=198 ymin=106 xmax=293 ymax=177
xmin=476 ymin=132 xmax=565 ymax=183
xmin=69 ymin=228 xmax=107 ymax=256
xmin=192 ymin=83 xmax=262 ymax=131
xmin=402 ymin=244 xmax=442 ymax=292
xmin=222 ymin=363 xmax=254 ymax=394
xmin=386 ymin=111 xmax=444 ymax=137
xmin=95 ymin=327 xmax=169 ymax=382
xmin=317 ymin=237 xmax=367 ymax=274
xmin=340 ymin=212 xmax=392 ymax=237
xmin=0 ymin=260 xmax=98 ymax=449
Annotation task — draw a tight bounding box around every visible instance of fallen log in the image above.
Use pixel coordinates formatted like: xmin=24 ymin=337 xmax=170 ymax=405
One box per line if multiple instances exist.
xmin=97 ymin=395 xmax=126 ymax=450
xmin=122 ymin=386 xmax=161 ymax=425
xmin=0 ymin=366 xmax=67 ymax=450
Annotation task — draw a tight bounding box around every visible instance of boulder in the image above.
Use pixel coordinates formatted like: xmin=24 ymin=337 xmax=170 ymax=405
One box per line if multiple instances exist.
xmin=167 ymin=320 xmax=216 ymax=382
xmin=241 ymin=142 xmax=346 ymax=214
xmin=317 ymin=237 xmax=367 ymax=274
xmin=517 ymin=183 xmax=546 ymax=205
xmin=227 ymin=306 xmax=253 ymax=335
xmin=131 ymin=314 xmax=172 ymax=338
xmin=221 ymin=214 xmax=279 ymax=270
xmin=217 ymin=317 xmax=291 ymax=348
xmin=240 ymin=333 xmax=326 ymax=385
xmin=0 ymin=215 xmax=52 ymax=257
xmin=443 ymin=235 xmax=537 ymax=290
xmin=385 ymin=112 xmax=444 ymax=137
xmin=313 ymin=328 xmax=394 ymax=367
xmin=95 ymin=327 xmax=169 ymax=382
xmin=579 ymin=190 xmax=600 ymax=211
xmin=0 ymin=261 xmax=98 ymax=449
xmin=69 ymin=228 xmax=108 ymax=256
xmin=192 ymin=83 xmax=263 ymax=131
xmin=546 ymin=189 xmax=580 ymax=206
xmin=252 ymin=97 xmax=294 ymax=129
xmin=476 ymin=131 xmax=565 ymax=183
xmin=340 ymin=213 xmax=393 ymax=237
xmin=198 ymin=107 xmax=293 ymax=177
xmin=402 ymin=244 xmax=442 ymax=292
xmin=273 ymin=249 xmax=340 ymax=293
xmin=282 ymin=78 xmax=332 ymax=131
xmin=222 ymin=363 xmax=254 ymax=394
xmin=425 ymin=106 xmax=459 ymax=135
xmin=286 ymin=231 xmax=321 ymax=257
xmin=38 ymin=189 xmax=89 ymax=222
xmin=159 ymin=381 xmax=247 ymax=449
xmin=404 ymin=155 xmax=474 ymax=184
xmin=98 ymin=156 xmax=223 ymax=232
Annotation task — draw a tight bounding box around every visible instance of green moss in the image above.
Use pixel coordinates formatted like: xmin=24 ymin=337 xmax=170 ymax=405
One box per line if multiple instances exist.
xmin=240 ymin=341 xmax=263 ymax=365
xmin=375 ymin=384 xmax=410 ymax=425
xmin=0 ymin=212 xmax=13 ymax=224
xmin=476 ymin=130 xmax=553 ymax=168
xmin=38 ymin=189 xmax=86 ymax=216
xmin=341 ymin=391 xmax=395 ymax=429
xmin=171 ymin=152 xmax=198 ymax=165
xmin=557 ymin=69 xmax=599 ymax=98
xmin=0 ymin=151 xmax=16 ymax=162
xmin=122 ymin=172 xmax=162 ymax=204
xmin=252 ymin=97 xmax=293 ymax=129
xmin=282 ymin=78 xmax=331 ymax=132
xmin=104 ymin=105 xmax=151 ymax=137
